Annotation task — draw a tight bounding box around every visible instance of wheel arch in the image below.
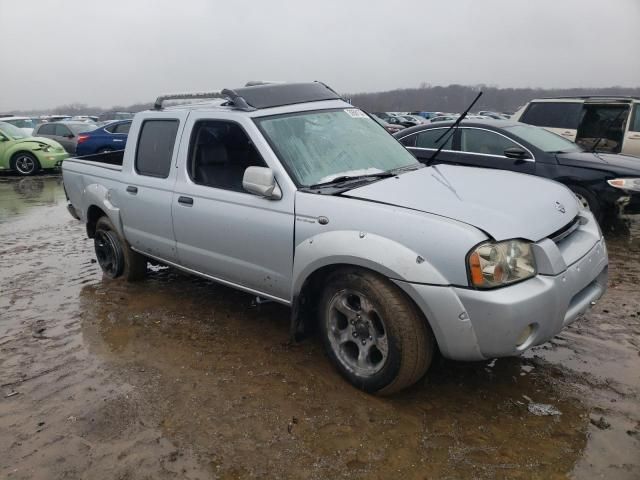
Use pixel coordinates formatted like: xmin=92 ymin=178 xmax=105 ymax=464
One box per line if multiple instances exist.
xmin=83 ymin=183 xmax=123 ymax=238
xmin=290 ymin=230 xmax=448 ymax=342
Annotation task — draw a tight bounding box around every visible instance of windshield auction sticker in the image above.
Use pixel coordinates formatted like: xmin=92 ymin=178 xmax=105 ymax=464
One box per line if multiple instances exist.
xmin=344 ymin=108 xmax=368 ymax=118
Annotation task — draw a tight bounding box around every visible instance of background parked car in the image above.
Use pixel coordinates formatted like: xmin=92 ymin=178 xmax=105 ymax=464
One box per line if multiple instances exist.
xmin=75 ymin=120 xmax=132 ymax=156
xmin=478 ymin=111 xmax=511 ymax=120
xmin=0 ymin=116 xmax=39 ymax=135
xmin=512 ymin=96 xmax=640 ymax=157
xmin=370 ymin=114 xmax=406 ymax=134
xmin=373 ymin=113 xmax=419 ymax=127
xmin=394 ymin=119 xmax=640 ymax=221
xmin=33 ymin=121 xmax=97 ymax=154
xmin=0 ymin=121 xmax=68 ymax=175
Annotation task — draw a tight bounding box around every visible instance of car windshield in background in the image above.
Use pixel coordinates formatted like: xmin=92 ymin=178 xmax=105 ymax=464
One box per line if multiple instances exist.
xmin=69 ymin=123 xmax=97 ymax=134
xmin=7 ymin=119 xmax=37 ymax=129
xmin=0 ymin=122 xmax=27 ymax=139
xmin=505 ymin=124 xmax=582 ymax=153
xmin=256 ymin=108 xmax=418 ymax=187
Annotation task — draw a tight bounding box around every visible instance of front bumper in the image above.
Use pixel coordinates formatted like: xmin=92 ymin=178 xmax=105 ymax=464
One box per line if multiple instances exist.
xmin=395 ymin=221 xmax=608 ymax=361
xmin=34 ymin=151 xmax=69 ymax=169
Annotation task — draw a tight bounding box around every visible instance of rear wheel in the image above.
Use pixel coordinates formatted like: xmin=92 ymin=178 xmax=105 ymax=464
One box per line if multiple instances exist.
xmin=319 ymin=268 xmax=434 ymax=395
xmin=11 ymin=152 xmax=40 ymax=176
xmin=568 ymin=185 xmax=602 ymax=221
xmin=94 ymin=216 xmax=147 ymax=281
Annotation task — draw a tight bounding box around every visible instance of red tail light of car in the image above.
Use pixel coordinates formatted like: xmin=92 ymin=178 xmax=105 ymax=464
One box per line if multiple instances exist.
xmin=77 ymin=134 xmax=90 ymax=144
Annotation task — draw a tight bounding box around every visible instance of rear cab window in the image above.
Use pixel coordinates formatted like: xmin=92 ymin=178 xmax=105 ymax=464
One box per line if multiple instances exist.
xmin=520 ymin=102 xmax=582 ymax=129
xmin=135 ymin=119 xmax=179 ymax=178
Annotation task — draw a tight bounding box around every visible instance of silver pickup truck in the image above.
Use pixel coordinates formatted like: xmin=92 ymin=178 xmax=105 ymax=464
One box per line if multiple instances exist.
xmin=62 ymin=82 xmax=608 ymax=394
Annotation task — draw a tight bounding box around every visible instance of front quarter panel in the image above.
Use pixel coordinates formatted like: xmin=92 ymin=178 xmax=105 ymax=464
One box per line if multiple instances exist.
xmin=292 ymin=192 xmax=488 ymax=293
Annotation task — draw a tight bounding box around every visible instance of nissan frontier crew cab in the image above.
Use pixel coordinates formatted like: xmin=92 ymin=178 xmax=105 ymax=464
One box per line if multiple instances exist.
xmin=62 ymin=82 xmax=608 ymax=394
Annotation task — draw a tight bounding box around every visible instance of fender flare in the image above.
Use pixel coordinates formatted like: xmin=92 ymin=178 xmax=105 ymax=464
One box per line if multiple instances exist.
xmin=84 ymin=183 xmax=124 ymax=237
xmin=290 ymin=230 xmax=449 ymax=339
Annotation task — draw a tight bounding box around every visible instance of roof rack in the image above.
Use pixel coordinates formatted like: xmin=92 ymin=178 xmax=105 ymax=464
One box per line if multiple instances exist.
xmin=153 ymin=82 xmax=342 ymax=111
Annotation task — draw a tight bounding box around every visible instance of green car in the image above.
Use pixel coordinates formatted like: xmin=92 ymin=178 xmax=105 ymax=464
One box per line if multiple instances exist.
xmin=0 ymin=121 xmax=69 ymax=176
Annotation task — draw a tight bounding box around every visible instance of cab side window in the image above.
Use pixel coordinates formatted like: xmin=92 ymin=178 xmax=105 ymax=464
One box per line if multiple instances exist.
xmin=135 ymin=119 xmax=179 ymax=178
xmin=460 ymin=129 xmax=519 ymax=156
xmin=188 ymin=120 xmax=267 ymax=192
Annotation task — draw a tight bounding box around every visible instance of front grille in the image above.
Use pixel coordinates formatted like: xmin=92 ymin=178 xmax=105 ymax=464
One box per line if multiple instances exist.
xmin=549 ymin=216 xmax=581 ymax=244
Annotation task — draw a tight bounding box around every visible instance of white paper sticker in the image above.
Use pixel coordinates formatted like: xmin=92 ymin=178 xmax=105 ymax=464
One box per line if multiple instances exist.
xmin=344 ymin=108 xmax=367 ymax=118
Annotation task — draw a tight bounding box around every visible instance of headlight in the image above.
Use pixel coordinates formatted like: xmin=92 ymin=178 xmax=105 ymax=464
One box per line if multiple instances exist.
xmin=38 ymin=143 xmax=51 ymax=152
xmin=607 ymin=178 xmax=640 ymax=192
xmin=467 ymin=239 xmax=536 ymax=289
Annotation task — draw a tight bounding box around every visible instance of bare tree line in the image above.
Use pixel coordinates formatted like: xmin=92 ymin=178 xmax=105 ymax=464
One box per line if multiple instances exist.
xmin=347 ymin=84 xmax=640 ymax=113
xmin=8 ymin=84 xmax=640 ymax=116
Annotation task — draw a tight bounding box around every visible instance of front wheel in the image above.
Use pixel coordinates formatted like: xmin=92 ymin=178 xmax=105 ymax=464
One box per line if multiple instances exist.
xmin=11 ymin=152 xmax=40 ymax=176
xmin=94 ymin=216 xmax=147 ymax=281
xmin=319 ymin=268 xmax=434 ymax=395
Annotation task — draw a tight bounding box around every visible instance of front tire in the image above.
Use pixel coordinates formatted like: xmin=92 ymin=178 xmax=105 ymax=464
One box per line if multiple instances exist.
xmin=11 ymin=152 xmax=40 ymax=176
xmin=94 ymin=216 xmax=147 ymax=281
xmin=319 ymin=268 xmax=434 ymax=395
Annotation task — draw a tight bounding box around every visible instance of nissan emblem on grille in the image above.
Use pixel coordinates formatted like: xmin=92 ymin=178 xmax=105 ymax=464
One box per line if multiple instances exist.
xmin=555 ymin=201 xmax=566 ymax=214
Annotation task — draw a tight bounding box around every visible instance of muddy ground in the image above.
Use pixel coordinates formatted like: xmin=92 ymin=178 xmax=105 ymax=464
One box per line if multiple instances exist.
xmin=0 ymin=174 xmax=638 ymax=480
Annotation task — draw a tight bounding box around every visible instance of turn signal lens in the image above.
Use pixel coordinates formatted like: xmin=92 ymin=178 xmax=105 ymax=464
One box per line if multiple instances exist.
xmin=607 ymin=178 xmax=640 ymax=192
xmin=467 ymin=240 xmax=536 ymax=289
xmin=77 ymin=134 xmax=90 ymax=144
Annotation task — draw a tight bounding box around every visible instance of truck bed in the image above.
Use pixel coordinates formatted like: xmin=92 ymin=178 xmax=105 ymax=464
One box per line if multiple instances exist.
xmin=69 ymin=150 xmax=125 ymax=168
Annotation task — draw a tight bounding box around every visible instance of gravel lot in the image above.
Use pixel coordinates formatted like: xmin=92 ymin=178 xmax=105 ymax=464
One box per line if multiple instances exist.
xmin=1 ymin=174 xmax=639 ymax=479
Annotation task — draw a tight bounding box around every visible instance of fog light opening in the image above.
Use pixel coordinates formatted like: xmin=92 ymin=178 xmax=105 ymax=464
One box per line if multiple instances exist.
xmin=516 ymin=323 xmax=537 ymax=350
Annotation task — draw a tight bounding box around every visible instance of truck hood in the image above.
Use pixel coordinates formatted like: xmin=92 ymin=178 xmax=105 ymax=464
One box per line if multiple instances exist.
xmin=344 ymin=165 xmax=578 ymax=242
xmin=556 ymin=151 xmax=640 ymax=176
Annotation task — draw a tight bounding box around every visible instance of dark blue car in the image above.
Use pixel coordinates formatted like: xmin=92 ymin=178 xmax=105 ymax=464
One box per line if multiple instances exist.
xmin=75 ymin=120 xmax=131 ymax=156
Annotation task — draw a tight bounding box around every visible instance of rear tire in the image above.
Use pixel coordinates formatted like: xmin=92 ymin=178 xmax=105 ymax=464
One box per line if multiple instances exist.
xmin=567 ymin=185 xmax=602 ymax=222
xmin=319 ymin=268 xmax=434 ymax=395
xmin=94 ymin=216 xmax=147 ymax=281
xmin=11 ymin=152 xmax=40 ymax=176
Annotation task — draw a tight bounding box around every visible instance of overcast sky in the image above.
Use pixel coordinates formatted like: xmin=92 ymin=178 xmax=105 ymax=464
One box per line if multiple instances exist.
xmin=1 ymin=0 xmax=638 ymax=111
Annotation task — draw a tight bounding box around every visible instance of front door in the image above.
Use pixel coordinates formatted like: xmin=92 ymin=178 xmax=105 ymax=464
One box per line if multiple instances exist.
xmin=171 ymin=116 xmax=295 ymax=302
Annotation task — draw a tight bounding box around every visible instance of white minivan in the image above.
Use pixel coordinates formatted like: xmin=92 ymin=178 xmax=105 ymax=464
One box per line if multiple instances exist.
xmin=512 ymin=97 xmax=640 ymax=158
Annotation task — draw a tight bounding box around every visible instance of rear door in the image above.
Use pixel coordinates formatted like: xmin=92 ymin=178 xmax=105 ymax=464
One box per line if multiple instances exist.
xmin=118 ymin=112 xmax=187 ymax=262
xmin=518 ymin=101 xmax=582 ymax=141
xmin=623 ymin=103 xmax=640 ymax=157
xmin=455 ymin=127 xmax=535 ymax=174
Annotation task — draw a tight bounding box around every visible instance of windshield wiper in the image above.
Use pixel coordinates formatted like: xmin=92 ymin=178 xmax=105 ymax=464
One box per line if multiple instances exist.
xmin=306 ymin=171 xmax=396 ymax=189
xmin=426 ymin=91 xmax=483 ymax=165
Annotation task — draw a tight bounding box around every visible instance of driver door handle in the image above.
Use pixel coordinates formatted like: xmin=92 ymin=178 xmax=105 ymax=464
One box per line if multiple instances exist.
xmin=178 ymin=196 xmax=194 ymax=206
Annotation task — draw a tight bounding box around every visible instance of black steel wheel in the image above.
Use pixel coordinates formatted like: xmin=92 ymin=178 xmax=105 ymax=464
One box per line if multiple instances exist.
xmin=94 ymin=229 xmax=125 ymax=278
xmin=94 ymin=216 xmax=147 ymax=281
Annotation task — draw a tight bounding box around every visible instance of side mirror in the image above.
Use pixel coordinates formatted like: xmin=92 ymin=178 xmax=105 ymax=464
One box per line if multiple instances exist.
xmin=504 ymin=147 xmax=529 ymax=159
xmin=243 ymin=166 xmax=282 ymax=200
